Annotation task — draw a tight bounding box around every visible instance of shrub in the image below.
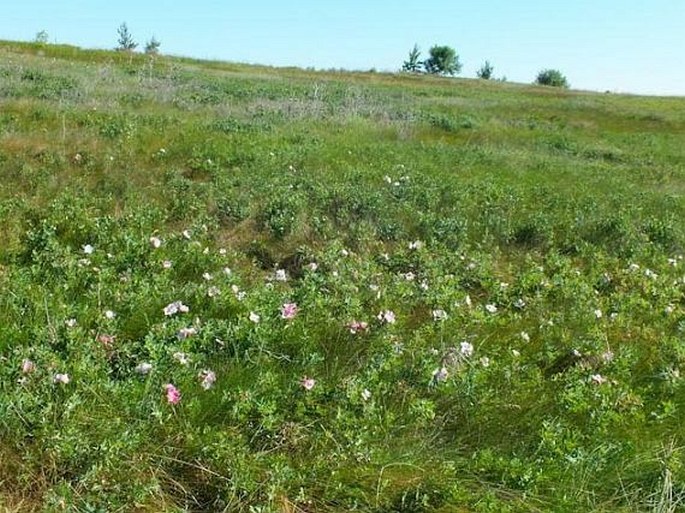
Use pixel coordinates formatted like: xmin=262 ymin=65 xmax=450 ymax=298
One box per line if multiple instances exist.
xmin=476 ymin=61 xmax=494 ymax=80
xmin=258 ymin=193 xmax=302 ymax=238
xmin=424 ymin=45 xmax=462 ymax=76
xmin=535 ymin=69 xmax=569 ymax=88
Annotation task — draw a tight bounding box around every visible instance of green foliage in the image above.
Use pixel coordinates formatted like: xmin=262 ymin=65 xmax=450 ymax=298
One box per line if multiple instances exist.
xmin=402 ymin=44 xmax=423 ymax=73
xmin=424 ymin=112 xmax=477 ymax=132
xmin=116 ymin=22 xmax=137 ymax=52
xmin=424 ymin=45 xmax=462 ymax=75
xmin=257 ymin=191 xmax=302 ymax=238
xmin=536 ymin=68 xmax=570 ymax=88
xmin=0 ymin=39 xmax=684 ymax=512
xmin=477 ymin=60 xmax=494 ymax=80
xmin=17 ymin=68 xmax=80 ymax=100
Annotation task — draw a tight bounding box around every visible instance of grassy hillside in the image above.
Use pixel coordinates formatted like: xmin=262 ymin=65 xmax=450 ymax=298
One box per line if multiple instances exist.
xmin=1 ymin=40 xmax=684 ymax=512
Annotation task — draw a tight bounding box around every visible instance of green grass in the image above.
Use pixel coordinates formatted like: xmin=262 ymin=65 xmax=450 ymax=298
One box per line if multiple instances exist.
xmin=1 ymin=39 xmax=684 ymax=512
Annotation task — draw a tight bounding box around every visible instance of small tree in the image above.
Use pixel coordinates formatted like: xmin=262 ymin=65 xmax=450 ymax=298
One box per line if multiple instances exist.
xmin=424 ymin=45 xmax=461 ymax=76
xmin=535 ymin=69 xmax=569 ymax=88
xmin=116 ymin=23 xmax=137 ymax=52
xmin=34 ymin=30 xmax=49 ymax=45
xmin=476 ymin=60 xmax=494 ymax=80
xmin=402 ymin=44 xmax=422 ymax=73
xmin=145 ymin=36 xmax=161 ymax=55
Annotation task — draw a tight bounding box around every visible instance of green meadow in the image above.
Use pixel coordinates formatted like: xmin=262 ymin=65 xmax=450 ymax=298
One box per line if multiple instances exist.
xmin=1 ymin=40 xmax=684 ymax=512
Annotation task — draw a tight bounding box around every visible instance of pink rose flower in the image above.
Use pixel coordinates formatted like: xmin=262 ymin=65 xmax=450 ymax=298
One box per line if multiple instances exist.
xmin=300 ymin=376 xmax=316 ymax=391
xmin=281 ymin=302 xmax=298 ymax=320
xmin=164 ymin=383 xmax=181 ymax=404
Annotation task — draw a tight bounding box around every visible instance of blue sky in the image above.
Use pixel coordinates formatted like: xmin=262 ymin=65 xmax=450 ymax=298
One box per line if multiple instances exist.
xmin=4 ymin=1 xmax=684 ymax=95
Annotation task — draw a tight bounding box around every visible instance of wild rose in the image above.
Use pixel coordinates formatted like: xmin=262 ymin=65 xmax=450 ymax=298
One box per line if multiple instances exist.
xmin=231 ymin=285 xmax=246 ymax=301
xmin=432 ymin=367 xmax=449 ymax=383
xmin=281 ymin=302 xmax=298 ymax=320
xmin=163 ymin=301 xmax=189 ymax=316
xmin=300 ymin=376 xmax=316 ymax=390
xmin=347 ymin=320 xmax=369 ymax=334
xmin=21 ymin=359 xmax=35 ymax=374
xmin=98 ymin=333 xmax=116 ymax=349
xmin=177 ymin=327 xmax=197 ymax=340
xmin=432 ymin=309 xmax=448 ymax=321
xmin=199 ymin=370 xmax=216 ymax=390
xmin=173 ymin=352 xmax=190 ymax=365
xmin=163 ymin=302 xmax=178 ymax=316
xmin=135 ymin=362 xmax=153 ymax=375
xmin=54 ymin=373 xmax=70 ymax=384
xmin=601 ymin=350 xmax=615 ymax=364
xmin=164 ymin=383 xmax=181 ymax=404
xmin=377 ymin=310 xmax=396 ymax=324
xmin=591 ymin=374 xmax=607 ymax=385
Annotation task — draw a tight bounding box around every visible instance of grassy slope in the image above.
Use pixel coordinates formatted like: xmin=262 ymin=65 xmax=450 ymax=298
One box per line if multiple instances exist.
xmin=0 ymin=41 xmax=684 ymax=512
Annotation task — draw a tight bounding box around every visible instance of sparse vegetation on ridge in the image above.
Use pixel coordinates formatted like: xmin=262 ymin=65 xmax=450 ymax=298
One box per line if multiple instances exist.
xmin=401 ymin=43 xmax=462 ymax=76
xmin=536 ymin=68 xmax=570 ymax=88
xmin=116 ymin=22 xmax=137 ymax=52
xmin=477 ymin=60 xmax=494 ymax=80
xmin=0 ymin=40 xmax=684 ymax=512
